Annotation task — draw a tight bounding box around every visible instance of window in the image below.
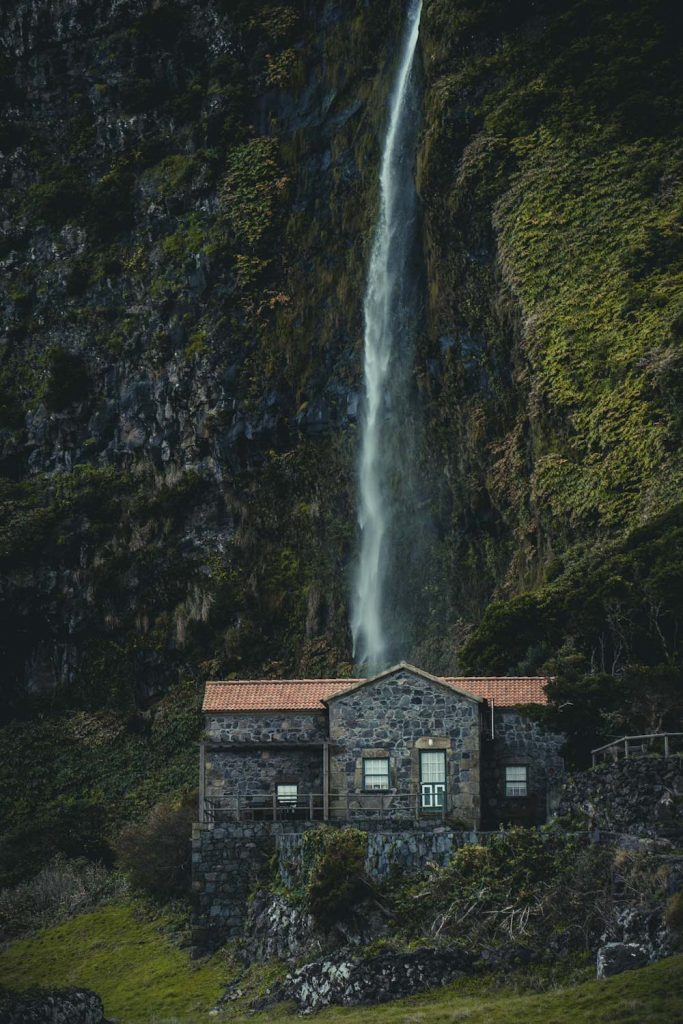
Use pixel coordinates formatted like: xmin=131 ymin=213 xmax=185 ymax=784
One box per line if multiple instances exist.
xmin=505 ymin=766 xmax=528 ymax=797
xmin=276 ymin=784 xmax=298 ymax=805
xmin=420 ymin=750 xmax=446 ymax=809
xmin=363 ymin=757 xmax=389 ymax=791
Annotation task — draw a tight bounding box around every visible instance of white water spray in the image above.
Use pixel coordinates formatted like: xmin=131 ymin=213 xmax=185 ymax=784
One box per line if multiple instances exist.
xmin=351 ymin=0 xmax=423 ymax=672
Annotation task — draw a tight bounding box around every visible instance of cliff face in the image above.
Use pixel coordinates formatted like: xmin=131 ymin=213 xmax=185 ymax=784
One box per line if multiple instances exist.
xmin=0 ymin=0 xmax=681 ymax=878
xmin=0 ymin=0 xmax=412 ymax=711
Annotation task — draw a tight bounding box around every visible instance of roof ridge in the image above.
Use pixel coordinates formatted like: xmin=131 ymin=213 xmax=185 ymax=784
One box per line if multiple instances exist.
xmin=206 ymin=678 xmax=363 ymax=685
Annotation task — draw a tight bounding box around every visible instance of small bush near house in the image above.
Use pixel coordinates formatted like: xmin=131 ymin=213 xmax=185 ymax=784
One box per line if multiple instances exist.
xmin=115 ymin=790 xmax=197 ymax=900
xmin=303 ymin=826 xmax=370 ymax=927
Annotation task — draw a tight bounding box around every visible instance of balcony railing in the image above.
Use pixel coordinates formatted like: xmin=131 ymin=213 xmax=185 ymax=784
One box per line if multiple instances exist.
xmin=591 ymin=732 xmax=683 ymax=766
xmin=202 ymin=790 xmax=449 ymax=824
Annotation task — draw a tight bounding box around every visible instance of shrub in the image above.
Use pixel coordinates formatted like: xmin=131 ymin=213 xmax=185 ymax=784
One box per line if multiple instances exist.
xmin=387 ymin=828 xmax=627 ymax=952
xmin=0 ymin=801 xmax=113 ymax=889
xmin=115 ymin=790 xmax=197 ymax=900
xmin=219 ymin=138 xmax=288 ymax=249
xmin=23 ymin=170 xmax=88 ymax=228
xmin=0 ymin=855 xmax=124 ymax=941
xmin=303 ymin=826 xmax=370 ymax=927
xmin=665 ymin=890 xmax=683 ymax=931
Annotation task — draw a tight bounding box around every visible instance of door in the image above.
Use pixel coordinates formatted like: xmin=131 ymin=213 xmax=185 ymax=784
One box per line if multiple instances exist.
xmin=420 ymin=749 xmax=446 ymax=811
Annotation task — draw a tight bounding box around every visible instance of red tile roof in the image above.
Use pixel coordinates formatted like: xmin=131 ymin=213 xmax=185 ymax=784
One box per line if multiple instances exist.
xmin=443 ymin=677 xmax=549 ymax=706
xmin=202 ymin=675 xmax=548 ymax=712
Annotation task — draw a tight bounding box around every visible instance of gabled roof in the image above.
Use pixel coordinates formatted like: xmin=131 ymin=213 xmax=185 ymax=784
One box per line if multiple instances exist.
xmin=443 ymin=676 xmax=549 ymax=706
xmin=323 ymin=662 xmax=484 ymax=705
xmin=202 ymin=679 xmax=363 ymax=712
xmin=202 ymin=663 xmax=549 ymax=712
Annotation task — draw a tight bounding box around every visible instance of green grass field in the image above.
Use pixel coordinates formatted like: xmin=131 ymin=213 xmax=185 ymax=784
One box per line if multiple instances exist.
xmin=1 ymin=900 xmax=682 ymax=1024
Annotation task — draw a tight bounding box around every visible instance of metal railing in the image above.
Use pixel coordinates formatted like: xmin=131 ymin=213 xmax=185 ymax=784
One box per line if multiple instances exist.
xmin=202 ymin=790 xmax=449 ymax=824
xmin=591 ymin=732 xmax=683 ymax=766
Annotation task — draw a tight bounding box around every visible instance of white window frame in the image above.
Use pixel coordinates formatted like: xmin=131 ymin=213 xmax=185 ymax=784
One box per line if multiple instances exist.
xmin=363 ymin=757 xmax=390 ymax=791
xmin=505 ymin=765 xmax=528 ymax=798
xmin=420 ymin=750 xmax=446 ymax=810
xmin=276 ymin=783 xmax=298 ymax=805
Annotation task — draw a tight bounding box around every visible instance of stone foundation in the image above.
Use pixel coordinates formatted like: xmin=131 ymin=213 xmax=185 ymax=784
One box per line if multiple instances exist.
xmin=193 ymin=820 xmax=490 ymax=952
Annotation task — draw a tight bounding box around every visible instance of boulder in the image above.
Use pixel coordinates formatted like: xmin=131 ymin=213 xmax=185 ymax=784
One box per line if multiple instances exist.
xmin=596 ymin=942 xmax=650 ymax=978
xmin=265 ymin=947 xmax=473 ymax=1012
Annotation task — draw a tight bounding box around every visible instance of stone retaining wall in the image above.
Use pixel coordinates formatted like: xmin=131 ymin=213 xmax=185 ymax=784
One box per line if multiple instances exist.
xmin=276 ymin=826 xmax=465 ymax=888
xmin=558 ymin=756 xmax=683 ymax=837
xmin=193 ymin=820 xmax=490 ymax=952
xmin=0 ymin=988 xmax=105 ymax=1024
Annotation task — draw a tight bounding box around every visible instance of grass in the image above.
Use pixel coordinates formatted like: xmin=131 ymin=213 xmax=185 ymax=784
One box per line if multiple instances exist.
xmin=0 ymin=900 xmax=228 ymax=1024
xmin=1 ymin=899 xmax=682 ymax=1024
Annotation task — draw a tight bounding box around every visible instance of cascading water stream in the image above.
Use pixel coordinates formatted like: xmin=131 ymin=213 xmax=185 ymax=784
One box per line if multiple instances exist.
xmin=351 ymin=0 xmax=423 ymax=672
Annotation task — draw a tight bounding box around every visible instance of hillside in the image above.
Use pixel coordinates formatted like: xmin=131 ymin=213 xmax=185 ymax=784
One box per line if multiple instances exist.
xmin=0 ymin=0 xmax=682 ymax=881
xmin=1 ymin=899 xmax=682 ymax=1024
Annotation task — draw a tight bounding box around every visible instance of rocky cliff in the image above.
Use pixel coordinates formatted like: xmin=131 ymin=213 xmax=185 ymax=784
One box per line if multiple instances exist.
xmin=1 ymin=0 xmax=682 ymax=879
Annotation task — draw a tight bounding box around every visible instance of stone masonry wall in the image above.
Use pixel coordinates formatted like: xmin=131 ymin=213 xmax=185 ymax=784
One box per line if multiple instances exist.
xmin=205 ymin=748 xmax=324 ymax=806
xmin=559 ymin=755 xmax=683 ymax=837
xmin=192 ymin=821 xmax=273 ymax=952
xmin=481 ymin=710 xmax=565 ymax=828
xmin=204 ymin=711 xmax=328 ymax=744
xmin=327 ymin=669 xmax=482 ymax=827
xmin=193 ymin=821 xmax=487 ymax=952
xmin=276 ymin=826 xmax=463 ymax=888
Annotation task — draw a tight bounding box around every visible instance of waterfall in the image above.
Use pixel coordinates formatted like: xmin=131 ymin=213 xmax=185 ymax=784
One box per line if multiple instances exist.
xmin=351 ymin=0 xmax=423 ymax=673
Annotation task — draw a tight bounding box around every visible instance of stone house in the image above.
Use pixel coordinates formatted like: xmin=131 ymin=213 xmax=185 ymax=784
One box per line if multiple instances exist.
xmin=199 ymin=662 xmax=564 ymax=830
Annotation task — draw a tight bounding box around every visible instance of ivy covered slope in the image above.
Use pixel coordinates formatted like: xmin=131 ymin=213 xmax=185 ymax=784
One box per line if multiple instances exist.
xmin=417 ymin=0 xmax=683 ymax=688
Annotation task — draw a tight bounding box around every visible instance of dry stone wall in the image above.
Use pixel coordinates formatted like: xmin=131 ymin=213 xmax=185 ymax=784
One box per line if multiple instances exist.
xmin=559 ymin=756 xmax=683 ymax=837
xmin=268 ymin=947 xmax=474 ymax=1012
xmin=193 ymin=821 xmax=483 ymax=952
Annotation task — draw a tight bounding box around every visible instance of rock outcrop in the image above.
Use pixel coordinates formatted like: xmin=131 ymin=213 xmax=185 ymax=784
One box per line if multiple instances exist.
xmin=0 ymin=988 xmax=106 ymax=1024
xmin=261 ymin=947 xmax=473 ymax=1012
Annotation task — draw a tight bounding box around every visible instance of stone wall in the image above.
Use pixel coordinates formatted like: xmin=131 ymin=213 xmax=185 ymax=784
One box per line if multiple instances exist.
xmin=481 ymin=710 xmax=565 ymax=828
xmin=193 ymin=821 xmax=486 ymax=952
xmin=558 ymin=756 xmax=683 ymax=837
xmin=327 ymin=668 xmax=482 ymax=827
xmin=191 ymin=820 xmax=319 ymax=953
xmin=0 ymin=989 xmax=105 ymax=1024
xmin=205 ymin=748 xmax=324 ymax=806
xmin=204 ymin=711 xmax=328 ymax=744
xmin=276 ymin=826 xmax=463 ymax=888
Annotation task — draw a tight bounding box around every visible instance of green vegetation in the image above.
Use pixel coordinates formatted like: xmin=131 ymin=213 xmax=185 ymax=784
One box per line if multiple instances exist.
xmin=0 ymin=687 xmax=200 ymax=887
xmin=23 ymin=168 xmax=88 ymax=227
xmin=43 ymin=347 xmax=90 ymax=411
xmin=115 ymin=790 xmax=196 ymax=899
xmin=300 ymin=826 xmax=369 ymax=927
xmin=0 ymin=901 xmax=228 ymax=1024
xmin=1 ymin=898 xmax=681 ymax=1024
